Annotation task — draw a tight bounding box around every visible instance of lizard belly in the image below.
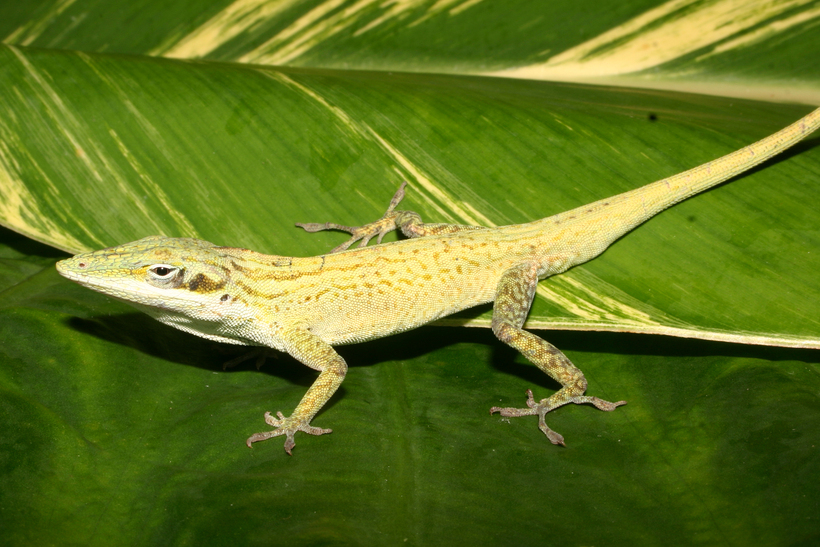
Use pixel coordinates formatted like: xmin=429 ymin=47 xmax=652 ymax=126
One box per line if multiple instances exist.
xmin=303 ymin=273 xmax=498 ymax=345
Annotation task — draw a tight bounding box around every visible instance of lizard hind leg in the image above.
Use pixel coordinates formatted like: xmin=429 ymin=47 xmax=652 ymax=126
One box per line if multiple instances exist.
xmin=489 ymin=263 xmax=625 ymax=445
xmin=296 ymin=182 xmax=487 ymax=253
xmin=295 ymin=182 xmax=410 ymax=253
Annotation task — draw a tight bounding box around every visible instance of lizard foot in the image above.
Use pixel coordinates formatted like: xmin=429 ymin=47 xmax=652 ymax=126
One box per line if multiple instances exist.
xmin=296 ymin=182 xmax=407 ymax=253
xmin=246 ymin=411 xmax=332 ymax=455
xmin=490 ymin=389 xmax=626 ymax=446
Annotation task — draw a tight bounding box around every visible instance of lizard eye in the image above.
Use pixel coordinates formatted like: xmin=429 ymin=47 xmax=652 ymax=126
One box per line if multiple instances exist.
xmin=149 ymin=265 xmax=176 ymax=278
xmin=146 ymin=264 xmax=184 ymax=288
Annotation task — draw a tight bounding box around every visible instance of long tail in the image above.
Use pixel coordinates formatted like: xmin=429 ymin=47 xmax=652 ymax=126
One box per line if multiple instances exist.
xmin=550 ymin=107 xmax=820 ymax=261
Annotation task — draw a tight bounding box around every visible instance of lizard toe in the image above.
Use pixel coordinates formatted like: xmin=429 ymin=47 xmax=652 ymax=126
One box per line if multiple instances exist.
xmin=491 ymin=389 xmax=624 ymax=446
xmin=247 ymin=411 xmax=333 ymax=454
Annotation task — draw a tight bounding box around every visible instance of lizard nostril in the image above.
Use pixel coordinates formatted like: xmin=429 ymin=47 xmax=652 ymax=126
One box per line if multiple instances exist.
xmin=78 ymin=262 xmax=87 ymax=268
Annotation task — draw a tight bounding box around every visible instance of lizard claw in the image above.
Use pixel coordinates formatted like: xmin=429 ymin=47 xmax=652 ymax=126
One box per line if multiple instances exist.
xmin=296 ymin=182 xmax=408 ymax=253
xmin=491 ymin=389 xmax=626 ymax=446
xmin=491 ymin=389 xmax=566 ymax=445
xmin=246 ymin=411 xmax=332 ymax=455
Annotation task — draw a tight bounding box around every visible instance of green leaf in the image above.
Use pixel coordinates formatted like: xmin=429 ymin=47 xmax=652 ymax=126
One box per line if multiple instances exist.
xmin=1 ymin=2 xmax=820 ymax=545
xmin=1 ymin=44 xmax=819 ymax=346
xmin=2 ymin=225 xmax=820 ymax=545
xmin=2 ymin=0 xmax=819 ymax=102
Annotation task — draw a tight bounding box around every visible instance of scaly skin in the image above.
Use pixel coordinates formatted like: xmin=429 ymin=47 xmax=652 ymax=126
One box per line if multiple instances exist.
xmin=57 ymin=108 xmax=820 ymax=454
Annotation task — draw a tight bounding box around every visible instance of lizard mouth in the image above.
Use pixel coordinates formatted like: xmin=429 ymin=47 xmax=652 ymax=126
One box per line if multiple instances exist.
xmin=55 ymin=258 xmax=81 ymax=281
xmin=56 ymin=256 xmax=124 ymax=293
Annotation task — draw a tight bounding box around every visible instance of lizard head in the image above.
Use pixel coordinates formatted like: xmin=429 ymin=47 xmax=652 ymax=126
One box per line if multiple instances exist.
xmin=56 ymin=235 xmax=233 ymax=314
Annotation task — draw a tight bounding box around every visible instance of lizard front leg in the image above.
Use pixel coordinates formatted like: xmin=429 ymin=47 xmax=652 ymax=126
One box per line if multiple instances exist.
xmin=489 ymin=263 xmax=626 ymax=445
xmin=297 ymin=182 xmax=486 ymax=252
xmin=246 ymin=327 xmax=346 ymax=454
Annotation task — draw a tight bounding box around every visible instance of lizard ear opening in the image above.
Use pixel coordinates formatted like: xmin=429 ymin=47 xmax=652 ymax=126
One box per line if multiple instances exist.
xmin=146 ymin=264 xmax=184 ymax=288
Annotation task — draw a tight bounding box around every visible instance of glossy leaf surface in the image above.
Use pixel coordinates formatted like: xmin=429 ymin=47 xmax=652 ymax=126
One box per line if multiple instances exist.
xmin=1 ymin=45 xmax=819 ymax=345
xmin=2 ymin=226 xmax=820 ymax=545
xmin=1 ymin=1 xmax=819 ymax=544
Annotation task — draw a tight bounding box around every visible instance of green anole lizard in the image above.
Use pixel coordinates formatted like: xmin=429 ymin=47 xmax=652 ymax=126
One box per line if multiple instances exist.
xmin=57 ymin=108 xmax=820 ymax=454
